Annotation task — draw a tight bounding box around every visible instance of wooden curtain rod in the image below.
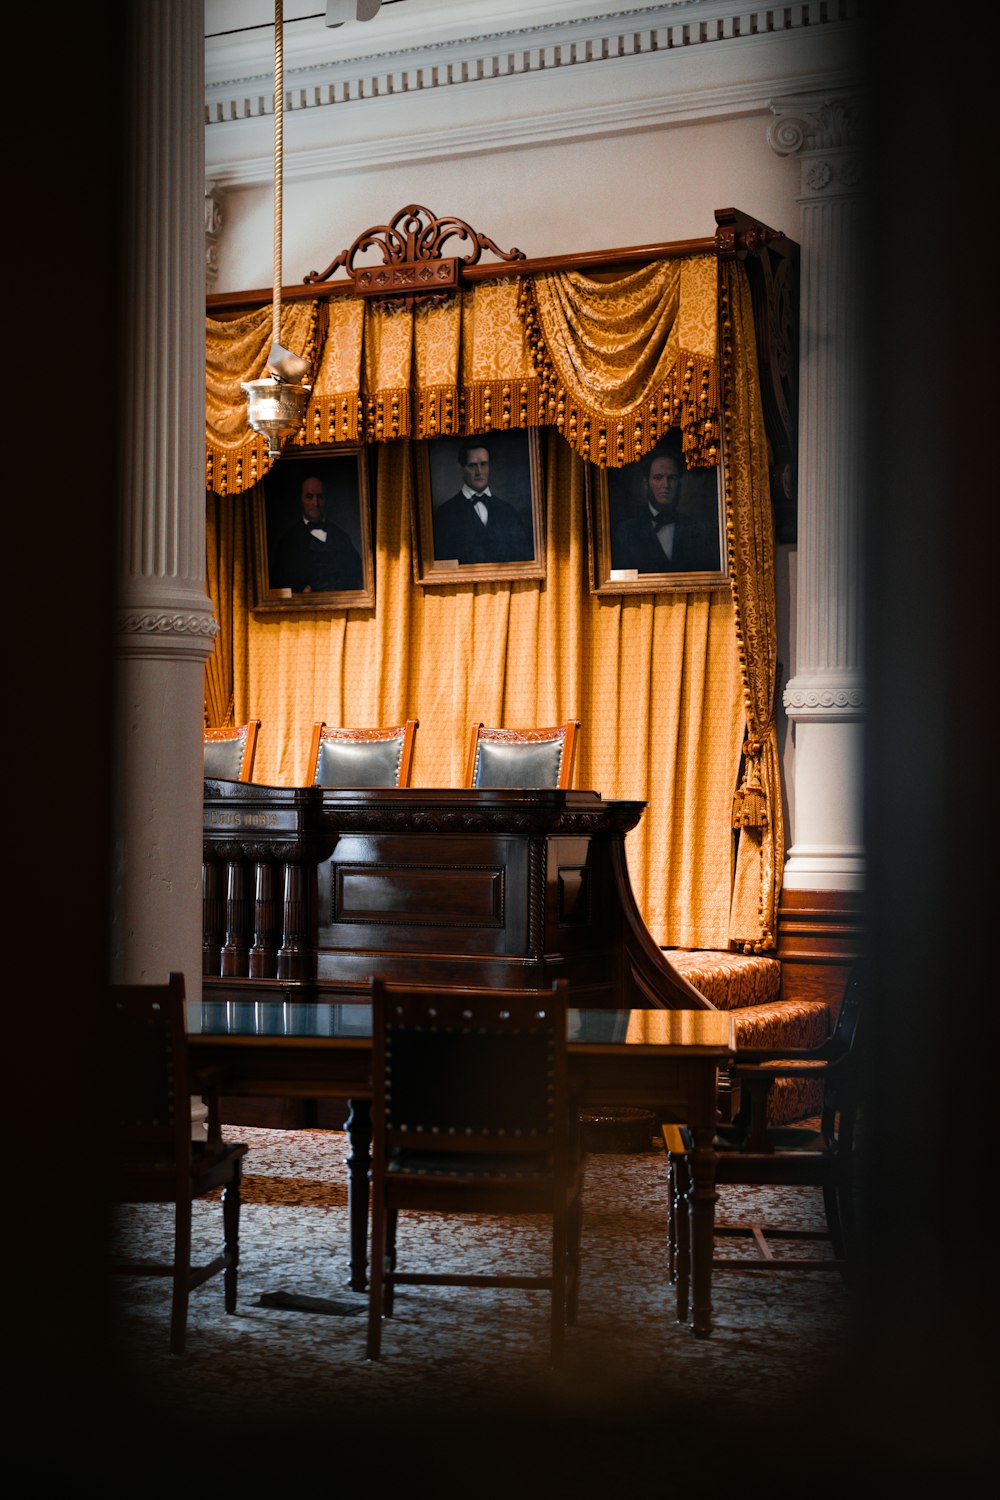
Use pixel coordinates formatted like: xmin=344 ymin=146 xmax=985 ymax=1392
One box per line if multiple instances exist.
xmin=206 ymin=235 xmax=718 ymax=312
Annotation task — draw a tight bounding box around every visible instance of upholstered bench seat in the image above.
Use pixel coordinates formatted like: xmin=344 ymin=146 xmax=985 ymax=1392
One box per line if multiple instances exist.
xmin=665 ymin=949 xmax=781 ymax=1011
xmin=731 ymin=997 xmax=830 ymax=1050
xmin=627 ymin=950 xmax=833 ymax=1125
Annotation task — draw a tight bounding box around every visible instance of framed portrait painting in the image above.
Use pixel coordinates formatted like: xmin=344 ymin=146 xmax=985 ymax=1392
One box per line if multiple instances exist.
xmin=251 ymin=445 xmax=375 ymax=612
xmin=412 ymin=428 xmax=545 ymax=585
xmin=586 ymin=436 xmax=729 ymax=595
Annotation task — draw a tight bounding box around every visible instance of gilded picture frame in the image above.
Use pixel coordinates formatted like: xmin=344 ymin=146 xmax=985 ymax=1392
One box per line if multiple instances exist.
xmin=586 ymin=437 xmax=729 ymax=595
xmin=251 ymin=445 xmax=375 ymax=613
xmin=412 ymin=428 xmax=545 ymax=586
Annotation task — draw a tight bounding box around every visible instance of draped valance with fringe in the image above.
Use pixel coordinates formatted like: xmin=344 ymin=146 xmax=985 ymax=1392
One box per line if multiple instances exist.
xmin=203 ymin=250 xmax=784 ymax=954
xmin=205 ymin=257 xmax=719 ymax=495
xmin=206 ymin=301 xmax=320 ymax=496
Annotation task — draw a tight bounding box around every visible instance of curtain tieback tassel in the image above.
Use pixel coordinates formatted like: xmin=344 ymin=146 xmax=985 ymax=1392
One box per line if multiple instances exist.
xmin=732 ymin=742 xmax=768 ymax=831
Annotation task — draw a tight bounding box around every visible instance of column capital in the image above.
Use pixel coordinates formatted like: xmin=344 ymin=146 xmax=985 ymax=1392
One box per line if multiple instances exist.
xmin=206 ymin=181 xmax=224 ymax=291
xmin=768 ymin=92 xmax=865 ymax=198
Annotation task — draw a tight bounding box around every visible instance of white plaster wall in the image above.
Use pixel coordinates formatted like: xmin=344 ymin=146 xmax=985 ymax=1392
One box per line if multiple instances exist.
xmin=213 ymin=112 xmax=800 ymax=292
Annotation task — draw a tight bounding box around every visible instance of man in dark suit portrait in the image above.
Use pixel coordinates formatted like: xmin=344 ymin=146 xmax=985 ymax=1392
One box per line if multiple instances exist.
xmin=269 ymin=472 xmax=364 ymax=594
xmin=432 ymin=440 xmax=534 ymax=564
xmin=610 ymin=442 xmax=720 ymax=574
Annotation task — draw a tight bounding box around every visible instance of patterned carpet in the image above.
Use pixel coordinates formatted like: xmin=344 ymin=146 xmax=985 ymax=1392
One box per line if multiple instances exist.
xmin=102 ymin=1125 xmax=863 ymax=1491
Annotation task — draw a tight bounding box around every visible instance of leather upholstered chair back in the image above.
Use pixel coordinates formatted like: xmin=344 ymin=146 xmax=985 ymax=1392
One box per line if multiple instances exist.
xmin=464 ymin=721 xmax=580 ymax=790
xmin=203 ymin=720 xmax=260 ymax=782
xmin=308 ymin=719 xmax=418 ymax=788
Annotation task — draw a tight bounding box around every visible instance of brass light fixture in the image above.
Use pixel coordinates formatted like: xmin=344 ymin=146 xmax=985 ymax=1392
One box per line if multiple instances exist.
xmin=242 ymin=0 xmax=311 ymax=458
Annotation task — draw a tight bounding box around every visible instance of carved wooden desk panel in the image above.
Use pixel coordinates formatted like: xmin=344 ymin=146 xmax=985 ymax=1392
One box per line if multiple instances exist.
xmin=203 ymin=784 xmax=711 ymax=1012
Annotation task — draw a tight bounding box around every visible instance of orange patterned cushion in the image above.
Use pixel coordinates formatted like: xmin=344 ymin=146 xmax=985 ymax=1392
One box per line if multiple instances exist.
xmin=732 ymin=999 xmax=831 ymax=1050
xmin=664 ymin=950 xmax=782 ymax=1012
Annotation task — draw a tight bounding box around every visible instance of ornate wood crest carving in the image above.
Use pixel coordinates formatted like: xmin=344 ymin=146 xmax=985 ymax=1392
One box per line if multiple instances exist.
xmin=303 ymin=203 xmax=526 ymax=306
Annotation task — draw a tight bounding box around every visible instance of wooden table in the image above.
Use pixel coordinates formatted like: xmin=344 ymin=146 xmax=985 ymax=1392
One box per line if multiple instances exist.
xmin=187 ymin=1000 xmax=734 ymax=1337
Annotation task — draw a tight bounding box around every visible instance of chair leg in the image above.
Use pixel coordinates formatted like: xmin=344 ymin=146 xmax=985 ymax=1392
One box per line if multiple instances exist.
xmin=550 ymin=1204 xmax=568 ymax=1367
xmin=566 ymin=1188 xmax=583 ymax=1326
xmin=367 ymin=1197 xmax=386 ymax=1360
xmin=825 ymin=1171 xmax=857 ymax=1284
xmin=222 ymin=1162 xmax=243 ymax=1314
xmin=666 ymin=1158 xmax=678 ymax=1284
xmin=383 ymin=1208 xmax=398 ymax=1318
xmin=672 ymin=1154 xmax=691 ymax=1323
xmin=170 ymin=1200 xmax=193 ymax=1357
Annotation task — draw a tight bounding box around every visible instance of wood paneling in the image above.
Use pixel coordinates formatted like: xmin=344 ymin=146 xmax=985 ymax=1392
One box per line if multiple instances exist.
xmin=777 ymin=888 xmax=865 ymax=1012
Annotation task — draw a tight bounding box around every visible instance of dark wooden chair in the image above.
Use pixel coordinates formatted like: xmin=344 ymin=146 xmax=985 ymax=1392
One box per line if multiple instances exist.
xmin=367 ymin=977 xmax=584 ymax=1366
xmin=663 ymin=960 xmax=865 ymax=1321
xmin=108 ymin=971 xmax=249 ymax=1355
xmin=463 ymin=720 xmax=580 ymax=789
xmin=307 ymin=718 xmax=418 ymax=787
xmin=203 ymin=719 xmax=260 ymax=782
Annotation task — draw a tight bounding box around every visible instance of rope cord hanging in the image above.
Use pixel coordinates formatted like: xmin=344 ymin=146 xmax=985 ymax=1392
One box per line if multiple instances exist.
xmin=272 ymin=0 xmax=283 ymax=350
xmin=241 ymin=0 xmax=312 ymax=457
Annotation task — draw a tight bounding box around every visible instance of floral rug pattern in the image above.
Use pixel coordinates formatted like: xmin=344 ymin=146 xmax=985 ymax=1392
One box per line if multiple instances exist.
xmin=109 ymin=1125 xmax=855 ymax=1436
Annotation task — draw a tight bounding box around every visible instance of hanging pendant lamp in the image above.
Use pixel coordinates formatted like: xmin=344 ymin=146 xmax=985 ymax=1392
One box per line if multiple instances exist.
xmin=242 ymin=0 xmax=311 ymax=458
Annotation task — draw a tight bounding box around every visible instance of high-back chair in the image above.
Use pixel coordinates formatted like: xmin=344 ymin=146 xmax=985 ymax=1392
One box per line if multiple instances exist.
xmin=308 ymin=719 xmax=418 ymax=787
xmin=108 ymin=972 xmax=249 ymax=1355
xmin=367 ymin=977 xmax=584 ymax=1366
xmin=464 ymin=720 xmax=580 ymax=790
xmin=663 ymin=960 xmax=866 ymax=1321
xmin=203 ymin=719 xmax=260 ymax=782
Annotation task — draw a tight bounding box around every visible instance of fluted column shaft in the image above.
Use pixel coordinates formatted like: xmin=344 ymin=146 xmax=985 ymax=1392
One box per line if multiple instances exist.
xmin=112 ymin=0 xmax=217 ymax=991
xmin=770 ymin=94 xmax=866 ymax=891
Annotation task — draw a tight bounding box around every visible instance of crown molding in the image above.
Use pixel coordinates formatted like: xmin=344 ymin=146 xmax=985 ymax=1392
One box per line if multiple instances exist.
xmin=206 ymin=1 xmax=863 ymax=140
xmin=215 ymin=65 xmax=856 ymax=187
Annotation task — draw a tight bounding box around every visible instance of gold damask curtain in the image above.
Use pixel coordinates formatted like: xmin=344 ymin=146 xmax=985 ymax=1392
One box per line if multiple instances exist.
xmin=203 ymin=251 xmax=783 ymax=951
xmin=521 ymin=257 xmax=719 ymax=469
xmin=224 ymin=433 xmax=743 ymax=949
xmin=721 ymin=260 xmax=785 ymax=950
xmin=206 ymin=301 xmax=320 ymax=495
xmin=204 ymin=259 xmax=717 ymax=493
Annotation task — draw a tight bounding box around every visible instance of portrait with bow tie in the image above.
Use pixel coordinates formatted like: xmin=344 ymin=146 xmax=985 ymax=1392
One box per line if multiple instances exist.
xmin=589 ymin=435 xmax=727 ymax=597
xmin=252 ymin=446 xmax=375 ymax=612
xmin=414 ymin=427 xmax=545 ymax=586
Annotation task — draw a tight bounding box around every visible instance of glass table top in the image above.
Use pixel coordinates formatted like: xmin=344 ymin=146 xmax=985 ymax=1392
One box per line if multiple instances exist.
xmin=187 ymin=1000 xmax=631 ymax=1044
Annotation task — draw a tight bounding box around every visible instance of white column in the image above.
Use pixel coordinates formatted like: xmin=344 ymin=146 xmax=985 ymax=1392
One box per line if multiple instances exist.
xmin=769 ymin=94 xmax=866 ymax=892
xmin=112 ymin=0 xmax=217 ymax=995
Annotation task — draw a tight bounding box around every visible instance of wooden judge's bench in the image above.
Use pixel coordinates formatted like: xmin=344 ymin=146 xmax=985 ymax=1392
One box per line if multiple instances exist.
xmin=202 ymin=779 xmax=712 ymax=1020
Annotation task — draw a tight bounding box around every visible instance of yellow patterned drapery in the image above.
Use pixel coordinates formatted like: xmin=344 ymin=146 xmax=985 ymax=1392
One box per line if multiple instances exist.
xmin=205 ymin=262 xmax=718 ymax=491
xmin=297 ymin=296 xmax=365 ymax=447
xmin=520 ymin=256 xmax=719 ymax=469
xmin=204 ymin=489 xmax=252 ymax=728
xmin=230 ymin=432 xmax=744 ymax=947
xmin=206 ymin=301 xmax=319 ymax=496
xmin=204 ymin=251 xmax=781 ymax=952
xmin=721 ymin=260 xmax=785 ymax=951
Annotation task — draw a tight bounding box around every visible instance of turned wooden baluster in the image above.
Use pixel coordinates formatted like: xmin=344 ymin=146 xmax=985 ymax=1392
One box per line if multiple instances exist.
xmin=202 ymin=858 xmax=225 ymax=976
xmin=221 ymin=859 xmax=251 ymax=977
xmin=248 ymin=860 xmax=279 ymax=978
xmin=277 ymin=860 xmax=315 ymax=980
